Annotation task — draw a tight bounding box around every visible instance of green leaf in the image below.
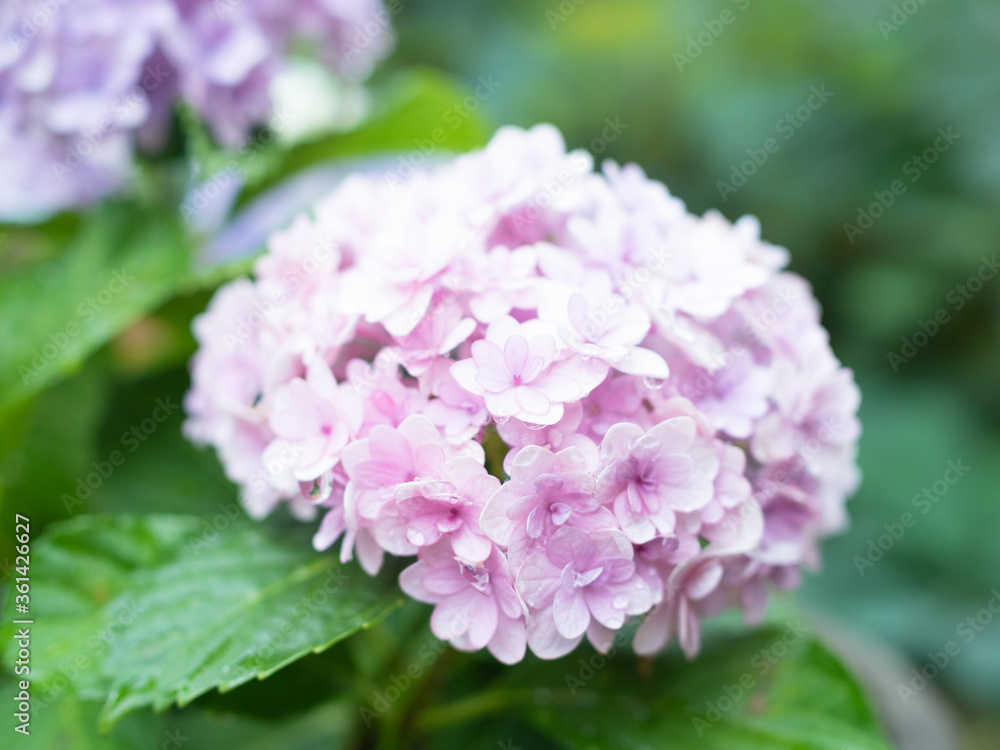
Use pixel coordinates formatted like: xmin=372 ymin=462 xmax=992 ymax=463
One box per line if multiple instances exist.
xmin=1 ymin=515 xmax=200 ymax=698
xmin=0 ymin=203 xmax=194 ymax=413
xmin=0 ymin=362 xmax=108 ymax=530
xmin=241 ymin=68 xmax=492 ymax=206
xmin=87 ymin=369 xmax=238 ymax=518
xmin=0 ymin=514 xmax=402 ymax=731
xmin=173 ymin=700 xmax=358 ymax=750
xmin=1 ymin=680 xmax=164 ymax=750
xmin=419 ymin=625 xmax=891 ymax=750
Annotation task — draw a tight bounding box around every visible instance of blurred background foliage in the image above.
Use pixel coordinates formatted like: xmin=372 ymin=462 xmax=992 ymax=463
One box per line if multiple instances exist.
xmin=1 ymin=0 xmax=998 ymax=747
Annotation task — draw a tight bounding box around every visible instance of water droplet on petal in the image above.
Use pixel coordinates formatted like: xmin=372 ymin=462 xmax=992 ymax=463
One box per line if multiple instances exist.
xmin=643 ymin=376 xmax=667 ymax=390
xmin=493 ymin=414 xmax=509 ymax=425
xmin=460 ymin=561 xmax=491 ymax=593
xmin=525 ymin=421 xmax=547 ymax=431
xmin=309 ymin=473 xmax=333 ymax=502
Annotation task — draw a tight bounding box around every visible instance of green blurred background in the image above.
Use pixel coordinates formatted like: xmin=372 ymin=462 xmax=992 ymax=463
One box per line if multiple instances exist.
xmin=388 ymin=0 xmax=1000 ymax=740
xmin=1 ymin=0 xmax=998 ymax=747
xmin=388 ymin=0 xmax=1000 ymax=747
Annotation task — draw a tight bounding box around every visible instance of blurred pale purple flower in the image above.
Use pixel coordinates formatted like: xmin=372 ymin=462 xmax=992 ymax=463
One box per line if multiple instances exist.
xmin=0 ymin=0 xmax=393 ymax=220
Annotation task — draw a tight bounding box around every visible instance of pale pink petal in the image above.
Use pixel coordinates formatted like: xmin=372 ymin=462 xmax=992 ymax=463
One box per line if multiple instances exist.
xmin=467 ymin=595 xmax=500 ymax=649
xmin=553 ymin=587 xmax=590 ymax=639
xmin=527 ymin=607 xmax=582 ymax=659
xmin=586 ymin=620 xmax=617 ymax=653
xmin=488 ymin=616 xmax=527 ymax=664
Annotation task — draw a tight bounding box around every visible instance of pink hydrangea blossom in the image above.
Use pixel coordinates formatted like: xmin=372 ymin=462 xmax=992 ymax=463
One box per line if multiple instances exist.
xmin=395 ymin=458 xmax=497 ymax=562
xmin=400 ymin=542 xmax=527 ymax=664
xmin=186 ymin=123 xmax=862 ymax=664
xmin=267 ymin=358 xmax=363 ymax=480
xmin=634 ymin=550 xmax=729 ymax=658
xmin=451 ymin=315 xmax=605 ymax=426
xmin=341 ymin=414 xmax=478 ymax=564
xmin=518 ymin=526 xmax=654 ymax=657
xmin=540 ymin=289 xmax=670 ymax=379
xmin=495 ymin=404 xmax=600 ymax=478
xmin=597 ymin=418 xmax=720 ymax=543
xmin=420 ymin=362 xmax=490 ymax=442
xmin=480 ymin=445 xmax=615 ymax=565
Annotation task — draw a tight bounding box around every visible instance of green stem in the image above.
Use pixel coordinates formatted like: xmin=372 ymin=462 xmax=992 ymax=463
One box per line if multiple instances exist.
xmin=413 ymin=687 xmax=536 ymax=733
xmin=373 ymin=721 xmax=400 ymax=750
xmin=370 ymin=625 xmax=454 ymax=749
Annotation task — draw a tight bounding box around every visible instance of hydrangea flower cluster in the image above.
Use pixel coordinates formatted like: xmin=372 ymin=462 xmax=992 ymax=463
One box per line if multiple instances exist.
xmin=185 ymin=124 xmax=861 ymax=664
xmin=0 ymin=0 xmax=392 ymax=220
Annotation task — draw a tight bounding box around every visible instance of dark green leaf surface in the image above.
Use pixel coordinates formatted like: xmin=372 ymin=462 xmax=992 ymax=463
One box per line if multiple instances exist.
xmin=0 ymin=205 xmax=193 ymax=413
xmin=0 ymin=514 xmax=197 ymax=698
xmin=0 ymin=684 xmax=163 ymax=750
xmin=0 ymin=514 xmax=402 ymax=731
xmin=173 ymin=700 xmax=357 ymax=750
xmin=0 ymin=363 xmax=108 ymax=528
xmin=420 ymin=626 xmax=892 ymax=750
